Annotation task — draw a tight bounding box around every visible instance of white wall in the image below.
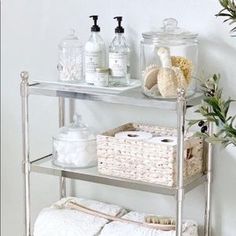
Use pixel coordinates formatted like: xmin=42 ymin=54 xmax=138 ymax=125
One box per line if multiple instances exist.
xmin=2 ymin=0 xmax=236 ymax=235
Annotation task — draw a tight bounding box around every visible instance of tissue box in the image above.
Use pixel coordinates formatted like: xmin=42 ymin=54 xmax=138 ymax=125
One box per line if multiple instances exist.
xmin=97 ymin=123 xmax=204 ymax=187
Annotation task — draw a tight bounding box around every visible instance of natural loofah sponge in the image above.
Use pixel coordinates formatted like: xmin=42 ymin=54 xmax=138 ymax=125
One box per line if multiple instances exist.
xmin=172 ymin=67 xmax=188 ymax=90
xmin=157 ymin=68 xmax=178 ymax=97
xmin=171 ymin=56 xmax=193 ymax=84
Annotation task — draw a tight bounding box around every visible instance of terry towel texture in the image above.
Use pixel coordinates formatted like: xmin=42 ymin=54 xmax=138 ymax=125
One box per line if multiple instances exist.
xmin=34 ymin=197 xmax=198 ymax=236
xmin=34 ymin=197 xmax=125 ymax=236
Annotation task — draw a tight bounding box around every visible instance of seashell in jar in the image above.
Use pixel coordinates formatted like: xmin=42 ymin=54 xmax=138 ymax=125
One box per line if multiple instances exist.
xmin=143 ymin=65 xmax=159 ymax=90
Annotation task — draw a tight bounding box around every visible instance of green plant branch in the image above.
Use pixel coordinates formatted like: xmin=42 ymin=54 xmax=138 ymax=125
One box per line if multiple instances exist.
xmin=216 ymin=0 xmax=236 ymax=36
xmin=188 ymin=74 xmax=236 ymax=147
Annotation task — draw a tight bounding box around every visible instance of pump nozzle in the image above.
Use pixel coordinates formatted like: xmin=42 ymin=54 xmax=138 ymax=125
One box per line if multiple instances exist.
xmin=89 ymin=15 xmax=100 ymax=32
xmin=114 ymin=16 xmax=124 ymax=33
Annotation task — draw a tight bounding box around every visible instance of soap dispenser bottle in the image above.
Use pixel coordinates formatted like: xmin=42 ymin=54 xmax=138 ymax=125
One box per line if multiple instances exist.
xmin=85 ymin=15 xmax=106 ymax=84
xmin=109 ymin=16 xmax=130 ymax=86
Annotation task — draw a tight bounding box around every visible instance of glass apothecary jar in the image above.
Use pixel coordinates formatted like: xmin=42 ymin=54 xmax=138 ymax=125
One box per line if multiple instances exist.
xmin=140 ymin=18 xmax=198 ymax=99
xmin=57 ymin=30 xmax=83 ymax=82
xmin=52 ymin=114 xmax=97 ymax=168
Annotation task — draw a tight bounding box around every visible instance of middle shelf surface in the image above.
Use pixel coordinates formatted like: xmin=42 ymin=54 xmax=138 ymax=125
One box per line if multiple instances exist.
xmin=31 ymin=155 xmax=207 ymax=196
xmin=29 ymin=80 xmax=203 ymax=110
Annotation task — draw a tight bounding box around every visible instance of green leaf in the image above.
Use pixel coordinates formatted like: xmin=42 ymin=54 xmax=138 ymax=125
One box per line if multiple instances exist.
xmin=229 ymin=19 xmax=236 ymax=24
xmin=205 ymin=136 xmax=225 ymax=144
xmin=223 ymin=98 xmax=235 ymax=116
xmin=204 ymin=112 xmax=218 ymax=117
xmin=217 ymin=13 xmax=233 ymax=17
xmin=203 ymin=97 xmax=220 ymax=110
xmin=219 ymin=0 xmax=229 ymax=8
xmin=194 ymin=132 xmax=209 ymax=138
xmin=215 ymin=88 xmax=223 ymax=98
xmin=218 ymin=8 xmax=227 ymax=14
xmin=230 ymin=115 xmax=236 ymax=126
xmin=223 ymin=18 xmax=233 ymax=23
xmin=230 ymin=26 xmax=236 ymax=32
xmin=197 ymin=106 xmax=209 ymax=116
xmin=228 ymin=0 xmax=236 ymax=11
xmin=204 ymin=98 xmax=226 ymax=122
xmin=224 ymin=125 xmax=236 ymax=136
xmin=188 ymin=120 xmax=201 ymax=127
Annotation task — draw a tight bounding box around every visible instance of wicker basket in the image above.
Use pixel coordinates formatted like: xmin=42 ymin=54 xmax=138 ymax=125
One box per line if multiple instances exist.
xmin=97 ymin=123 xmax=204 ymax=187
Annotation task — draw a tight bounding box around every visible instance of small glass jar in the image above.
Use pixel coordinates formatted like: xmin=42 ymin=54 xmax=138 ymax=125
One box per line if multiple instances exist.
xmin=57 ymin=30 xmax=83 ymax=82
xmin=52 ymin=114 xmax=97 ymax=168
xmin=140 ymin=18 xmax=198 ymax=99
xmin=95 ymin=67 xmax=110 ymax=87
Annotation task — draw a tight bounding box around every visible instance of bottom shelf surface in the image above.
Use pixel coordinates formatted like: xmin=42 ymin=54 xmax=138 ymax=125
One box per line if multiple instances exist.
xmin=30 ymin=155 xmax=207 ymax=196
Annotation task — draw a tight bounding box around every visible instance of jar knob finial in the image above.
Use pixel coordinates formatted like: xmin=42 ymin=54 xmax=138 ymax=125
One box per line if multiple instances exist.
xmin=163 ymin=18 xmax=178 ymax=32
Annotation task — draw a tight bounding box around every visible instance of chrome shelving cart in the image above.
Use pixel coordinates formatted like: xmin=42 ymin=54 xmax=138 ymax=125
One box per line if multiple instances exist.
xmin=20 ymin=71 xmax=213 ymax=236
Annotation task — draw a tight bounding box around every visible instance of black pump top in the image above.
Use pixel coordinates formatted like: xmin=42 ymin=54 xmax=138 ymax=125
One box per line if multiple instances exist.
xmin=90 ymin=15 xmax=100 ymax=32
xmin=114 ymin=16 xmax=124 ymax=33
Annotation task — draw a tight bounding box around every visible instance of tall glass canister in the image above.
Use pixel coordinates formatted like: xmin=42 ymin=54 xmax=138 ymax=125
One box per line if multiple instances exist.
xmin=140 ymin=18 xmax=198 ymax=99
xmin=57 ymin=30 xmax=83 ymax=82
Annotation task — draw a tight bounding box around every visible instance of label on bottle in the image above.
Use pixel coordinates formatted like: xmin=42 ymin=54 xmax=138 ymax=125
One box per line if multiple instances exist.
xmin=85 ymin=51 xmax=103 ymax=73
xmin=109 ymin=52 xmax=128 ymax=77
xmin=85 ymin=51 xmax=103 ymax=84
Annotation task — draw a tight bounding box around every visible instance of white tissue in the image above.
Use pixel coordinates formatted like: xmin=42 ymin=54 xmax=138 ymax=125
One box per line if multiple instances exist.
xmin=115 ymin=131 xmax=152 ymax=140
xmin=148 ymin=136 xmax=177 ymax=146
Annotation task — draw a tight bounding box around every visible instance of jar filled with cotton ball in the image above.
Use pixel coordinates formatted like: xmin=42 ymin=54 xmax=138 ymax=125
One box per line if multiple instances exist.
xmin=52 ymin=114 xmax=97 ymax=168
xmin=140 ymin=18 xmax=198 ymax=99
xmin=57 ymin=30 xmax=83 ymax=82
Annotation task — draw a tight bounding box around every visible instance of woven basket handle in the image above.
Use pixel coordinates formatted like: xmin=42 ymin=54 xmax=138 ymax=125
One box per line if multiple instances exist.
xmin=186 ymin=148 xmax=194 ymax=160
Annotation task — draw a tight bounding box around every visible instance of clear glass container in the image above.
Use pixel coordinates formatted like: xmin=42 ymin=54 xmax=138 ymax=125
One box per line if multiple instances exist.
xmin=57 ymin=30 xmax=83 ymax=82
xmin=140 ymin=18 xmax=198 ymax=99
xmin=95 ymin=67 xmax=110 ymax=87
xmin=52 ymin=114 xmax=97 ymax=168
xmin=109 ymin=33 xmax=130 ymax=87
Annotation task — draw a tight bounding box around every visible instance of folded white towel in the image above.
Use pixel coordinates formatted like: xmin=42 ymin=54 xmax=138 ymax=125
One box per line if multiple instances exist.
xmin=100 ymin=211 xmax=198 ymax=236
xmin=34 ymin=197 xmax=125 ymax=236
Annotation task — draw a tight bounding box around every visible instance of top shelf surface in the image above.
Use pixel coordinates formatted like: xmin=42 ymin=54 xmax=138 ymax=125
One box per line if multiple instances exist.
xmin=28 ymin=80 xmax=203 ymax=110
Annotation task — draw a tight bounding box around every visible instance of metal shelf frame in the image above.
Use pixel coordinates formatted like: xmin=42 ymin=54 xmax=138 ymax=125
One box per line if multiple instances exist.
xmin=20 ymin=72 xmax=213 ymax=236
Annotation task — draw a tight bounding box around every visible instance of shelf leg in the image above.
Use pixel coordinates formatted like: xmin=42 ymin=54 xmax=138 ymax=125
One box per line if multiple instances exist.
xmin=176 ymin=88 xmax=186 ymax=236
xmin=21 ymin=71 xmax=31 ymax=236
xmin=69 ymin=98 xmax=75 ymax=122
xmin=59 ymin=97 xmax=66 ymax=198
xmin=204 ymin=121 xmax=213 ymax=236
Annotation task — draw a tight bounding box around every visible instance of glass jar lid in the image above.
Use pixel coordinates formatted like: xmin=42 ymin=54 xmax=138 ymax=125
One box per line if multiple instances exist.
xmin=142 ymin=18 xmax=198 ymax=42
xmin=56 ymin=114 xmax=96 ymax=141
xmin=58 ymin=29 xmax=81 ymax=49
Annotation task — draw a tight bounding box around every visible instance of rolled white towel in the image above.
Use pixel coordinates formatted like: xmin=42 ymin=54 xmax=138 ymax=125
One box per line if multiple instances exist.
xmin=34 ymin=197 xmax=125 ymax=236
xmin=100 ymin=211 xmax=198 ymax=236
